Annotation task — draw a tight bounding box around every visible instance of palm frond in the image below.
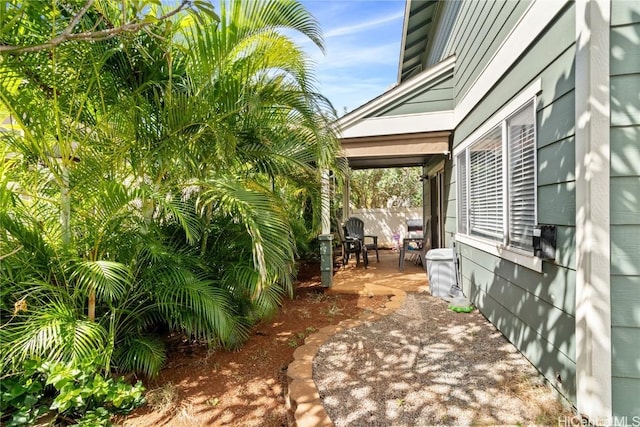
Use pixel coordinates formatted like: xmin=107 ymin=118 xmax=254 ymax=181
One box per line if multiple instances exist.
xmin=1 ymin=296 xmax=108 ymax=366
xmin=70 ymin=260 xmax=132 ymax=304
xmin=113 ymin=334 xmax=166 ymax=377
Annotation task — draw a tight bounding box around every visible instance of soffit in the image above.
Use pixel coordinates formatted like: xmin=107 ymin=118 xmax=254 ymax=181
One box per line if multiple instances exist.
xmin=398 ymin=0 xmax=440 ymax=83
xmin=341 ymin=131 xmax=451 ymax=170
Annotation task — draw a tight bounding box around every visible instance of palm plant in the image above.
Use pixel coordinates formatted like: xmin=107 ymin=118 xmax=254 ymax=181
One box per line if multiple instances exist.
xmin=1 ymin=0 xmax=341 ymax=383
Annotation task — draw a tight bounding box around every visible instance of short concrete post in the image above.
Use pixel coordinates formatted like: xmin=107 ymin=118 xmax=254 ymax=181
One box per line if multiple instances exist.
xmin=318 ymin=234 xmax=333 ymax=288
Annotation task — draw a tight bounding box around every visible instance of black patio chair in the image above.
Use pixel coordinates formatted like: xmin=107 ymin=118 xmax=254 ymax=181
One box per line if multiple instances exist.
xmin=343 ymin=216 xmax=379 ymax=266
xmin=331 ymin=217 xmax=363 ymax=268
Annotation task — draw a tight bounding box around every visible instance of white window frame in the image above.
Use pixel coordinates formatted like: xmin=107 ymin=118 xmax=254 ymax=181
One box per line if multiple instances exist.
xmin=454 ymin=80 xmax=542 ymax=272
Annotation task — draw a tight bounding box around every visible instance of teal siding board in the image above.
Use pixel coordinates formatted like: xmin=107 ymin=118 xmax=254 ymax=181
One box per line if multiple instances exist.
xmin=554 ymin=225 xmax=576 ymax=271
xmin=611 ymin=276 xmax=640 ymax=328
xmin=537 ymin=182 xmax=576 ymax=226
xmin=458 ymin=244 xmax=576 ymax=316
xmin=612 ymin=377 xmax=640 ymax=418
xmin=611 ymin=177 xmax=640 ymax=225
xmin=374 ymin=78 xmax=454 ymax=117
xmin=610 ymin=2 xmax=640 ymax=417
xmin=611 ymin=24 xmax=640 ymax=75
xmin=452 ymin=0 xmax=499 ymax=93
xmin=537 ymin=137 xmax=575 ymax=186
xmin=379 ymin=99 xmax=453 ymax=117
xmin=612 ymin=326 xmax=640 ymax=378
xmin=611 ymin=0 xmax=640 ymax=26
xmin=611 ymin=225 xmax=640 ymax=277
xmin=537 ymin=91 xmax=576 ymax=149
xmin=611 ymin=74 xmax=640 ymax=127
xmin=453 ymin=3 xmax=576 ymax=146
xmin=442 ymin=1 xmax=473 ymax=59
xmin=611 ymin=126 xmax=640 ymax=177
xmin=538 ymin=47 xmax=576 ymax=110
xmin=454 ymin=1 xmax=532 ymax=102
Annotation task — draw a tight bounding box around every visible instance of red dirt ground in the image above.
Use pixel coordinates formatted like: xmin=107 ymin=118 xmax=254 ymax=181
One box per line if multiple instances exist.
xmin=118 ymin=262 xmax=389 ymax=426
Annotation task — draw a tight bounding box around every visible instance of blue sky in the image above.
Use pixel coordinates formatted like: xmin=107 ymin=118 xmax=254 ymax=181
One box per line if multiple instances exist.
xmin=297 ymin=1 xmax=406 ymax=115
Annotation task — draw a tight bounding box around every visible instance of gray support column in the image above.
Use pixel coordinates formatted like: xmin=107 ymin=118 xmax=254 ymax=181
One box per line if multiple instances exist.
xmin=575 ymin=0 xmax=612 ymax=420
xmin=319 ymin=170 xmax=333 ymax=287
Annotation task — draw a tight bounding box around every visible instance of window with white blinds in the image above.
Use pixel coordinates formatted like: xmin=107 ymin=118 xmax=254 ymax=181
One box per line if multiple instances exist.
xmin=456 ymin=100 xmax=536 ymax=253
xmin=457 ymin=151 xmax=468 ymax=234
xmin=469 ymin=127 xmax=503 ymax=241
xmin=507 ymin=103 xmax=536 ymax=250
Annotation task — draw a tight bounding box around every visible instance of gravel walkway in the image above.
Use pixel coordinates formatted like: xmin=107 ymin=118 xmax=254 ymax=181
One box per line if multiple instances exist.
xmin=313 ymin=292 xmax=566 ymax=426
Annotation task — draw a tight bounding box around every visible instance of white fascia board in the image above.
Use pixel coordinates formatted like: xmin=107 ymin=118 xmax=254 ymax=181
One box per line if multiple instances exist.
xmin=338 ymin=56 xmax=456 ymax=133
xmin=340 ymin=110 xmax=454 ymax=139
xmin=453 ymin=0 xmax=568 ymax=125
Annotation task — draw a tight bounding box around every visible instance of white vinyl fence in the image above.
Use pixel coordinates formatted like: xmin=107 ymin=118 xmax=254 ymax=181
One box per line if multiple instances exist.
xmin=349 ymin=207 xmax=423 ymax=248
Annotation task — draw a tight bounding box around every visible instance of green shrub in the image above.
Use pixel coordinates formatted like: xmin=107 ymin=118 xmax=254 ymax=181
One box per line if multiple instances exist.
xmin=0 ymin=357 xmax=145 ymax=426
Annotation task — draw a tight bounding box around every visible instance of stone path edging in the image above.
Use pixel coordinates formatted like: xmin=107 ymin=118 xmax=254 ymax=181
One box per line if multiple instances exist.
xmin=285 ymin=287 xmax=408 ymax=427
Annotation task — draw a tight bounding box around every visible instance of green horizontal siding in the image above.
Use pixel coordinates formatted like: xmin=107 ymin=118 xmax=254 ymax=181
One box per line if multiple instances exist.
xmin=554 ymin=225 xmax=576 ymax=270
xmin=538 ymin=182 xmax=576 ymax=226
xmin=612 ymin=326 xmax=640 ymax=378
xmin=611 ymin=126 xmax=640 ymax=177
xmin=612 ymin=276 xmax=640 ymax=328
xmin=611 ymin=225 xmax=640 ymax=276
xmin=380 ymin=99 xmax=453 ymax=116
xmin=612 ymin=377 xmax=640 ymax=418
xmin=452 ymin=0 xmax=508 ymax=93
xmin=611 ymin=2 xmax=640 ymax=418
xmin=375 ymin=77 xmax=454 ymax=117
xmin=611 ymin=23 xmax=640 ymax=75
xmin=453 ymin=2 xmax=576 ymax=147
xmin=611 ymin=74 xmax=640 ymax=126
xmin=611 ymin=177 xmax=640 ymax=225
xmin=441 ymin=1 xmax=475 ymax=59
xmin=537 ymin=136 xmax=575 ymax=185
xmin=459 ymin=244 xmax=576 ymax=316
xmin=538 ymin=46 xmax=576 ymax=110
xmin=612 ymin=0 xmax=640 ymax=26
xmin=454 ymin=0 xmax=532 ymax=102
xmin=537 ymin=91 xmax=576 ymax=149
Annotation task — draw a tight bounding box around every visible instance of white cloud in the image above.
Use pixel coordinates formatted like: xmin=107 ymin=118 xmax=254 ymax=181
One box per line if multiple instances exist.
xmin=314 ymin=42 xmax=400 ymax=69
xmin=324 ymin=11 xmax=404 ymax=38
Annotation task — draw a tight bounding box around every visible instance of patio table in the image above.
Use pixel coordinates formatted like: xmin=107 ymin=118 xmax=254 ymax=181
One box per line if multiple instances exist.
xmin=398 ymin=237 xmax=424 ymax=271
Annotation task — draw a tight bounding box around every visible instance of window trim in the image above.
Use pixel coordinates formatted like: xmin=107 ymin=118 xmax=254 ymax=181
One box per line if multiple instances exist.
xmin=453 ymin=80 xmax=542 ymax=273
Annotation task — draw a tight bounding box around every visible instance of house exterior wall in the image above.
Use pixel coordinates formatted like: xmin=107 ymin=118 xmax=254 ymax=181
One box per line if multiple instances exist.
xmin=446 ymin=2 xmax=579 ymax=402
xmin=425 ymin=0 xmax=532 ymax=104
xmin=610 ymin=0 xmax=640 ymax=418
xmin=376 ymin=77 xmax=453 ymax=117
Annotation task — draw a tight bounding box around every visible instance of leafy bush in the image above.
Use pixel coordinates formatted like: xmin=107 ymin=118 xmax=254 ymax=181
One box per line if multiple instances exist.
xmin=0 ymin=357 xmax=145 ymax=426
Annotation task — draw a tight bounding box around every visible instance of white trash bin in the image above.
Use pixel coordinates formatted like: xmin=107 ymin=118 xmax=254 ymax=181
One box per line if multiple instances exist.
xmin=425 ymin=248 xmax=457 ymax=299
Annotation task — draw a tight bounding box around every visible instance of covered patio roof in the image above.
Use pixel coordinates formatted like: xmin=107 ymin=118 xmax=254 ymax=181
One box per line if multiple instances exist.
xmin=335 ymin=56 xmax=455 ymax=170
